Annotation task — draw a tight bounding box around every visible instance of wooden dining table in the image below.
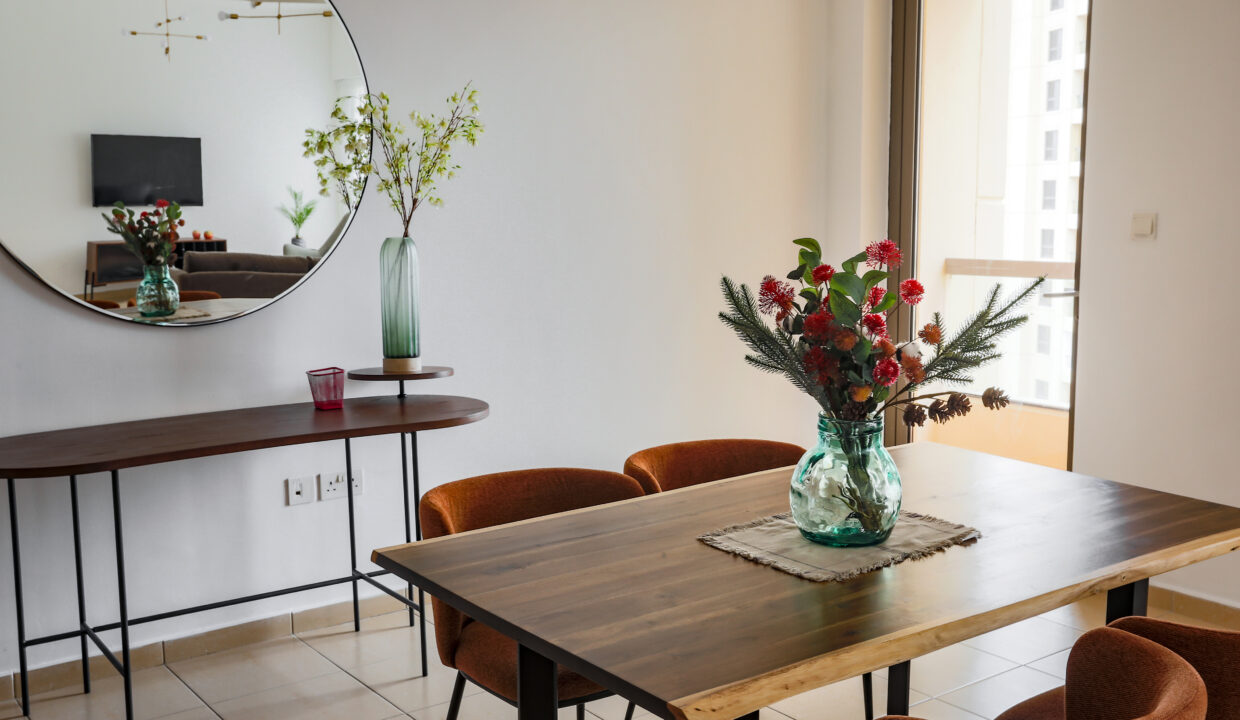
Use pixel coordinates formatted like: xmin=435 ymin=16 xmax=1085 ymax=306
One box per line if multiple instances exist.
xmin=373 ymin=442 xmax=1240 ymax=720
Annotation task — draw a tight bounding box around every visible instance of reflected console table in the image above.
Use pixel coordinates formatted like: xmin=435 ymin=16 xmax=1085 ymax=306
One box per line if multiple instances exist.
xmin=0 ymin=393 xmax=488 ymax=720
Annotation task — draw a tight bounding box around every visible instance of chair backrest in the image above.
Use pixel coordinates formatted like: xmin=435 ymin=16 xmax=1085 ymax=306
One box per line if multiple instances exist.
xmin=1110 ymin=616 xmax=1240 ymax=720
xmin=418 ymin=468 xmax=644 ymax=667
xmin=623 ymin=439 xmax=805 ymax=494
xmin=1065 ymin=627 xmax=1206 ymax=720
xmin=178 ymin=290 xmax=222 ymax=302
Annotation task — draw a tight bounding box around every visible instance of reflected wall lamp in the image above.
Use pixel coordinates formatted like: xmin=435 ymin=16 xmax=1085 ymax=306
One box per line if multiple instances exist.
xmin=219 ymin=1 xmax=334 ymax=34
xmin=126 ymin=0 xmax=208 ymax=60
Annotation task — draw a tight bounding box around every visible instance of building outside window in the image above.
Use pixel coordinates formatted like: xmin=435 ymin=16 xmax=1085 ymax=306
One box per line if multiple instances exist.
xmin=1041 ymin=229 xmax=1055 ymax=258
xmin=1035 ymin=379 xmax=1050 ymax=401
xmin=1050 ymin=0 xmax=1064 ymax=10
xmin=1046 ymin=79 xmax=1060 ymax=111
xmin=1048 ymin=28 xmax=1062 ymax=61
xmin=1037 ymin=325 xmax=1052 ymax=354
xmin=1044 ymin=130 xmax=1058 ymax=161
xmin=1042 ymin=179 xmax=1056 ymax=210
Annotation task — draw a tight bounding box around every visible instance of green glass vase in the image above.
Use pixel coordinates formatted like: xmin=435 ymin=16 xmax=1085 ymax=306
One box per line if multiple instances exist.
xmin=136 ymin=264 xmax=179 ymax=318
xmin=379 ymin=236 xmax=420 ymax=367
xmin=789 ymin=415 xmax=902 ymax=546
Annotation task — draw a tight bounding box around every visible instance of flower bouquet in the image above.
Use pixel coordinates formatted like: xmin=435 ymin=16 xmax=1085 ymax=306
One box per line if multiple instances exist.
xmin=103 ymin=199 xmax=186 ymax=317
xmin=719 ymin=237 xmax=1042 ymax=545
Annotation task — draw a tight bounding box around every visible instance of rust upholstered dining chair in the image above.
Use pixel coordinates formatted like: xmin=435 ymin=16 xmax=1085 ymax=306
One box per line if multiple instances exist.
xmin=419 ymin=468 xmax=646 ymax=720
xmin=1108 ymin=617 xmax=1240 ymax=720
xmin=622 ymin=438 xmax=805 ymax=494
xmin=879 ymin=626 xmax=1208 ymax=720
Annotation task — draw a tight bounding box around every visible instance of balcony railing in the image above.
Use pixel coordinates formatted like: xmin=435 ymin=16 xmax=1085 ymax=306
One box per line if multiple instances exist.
xmin=942 ymin=258 xmax=1075 ymax=281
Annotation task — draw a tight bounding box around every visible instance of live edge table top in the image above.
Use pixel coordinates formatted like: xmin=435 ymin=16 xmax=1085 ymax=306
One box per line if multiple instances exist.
xmin=373 ymin=442 xmax=1240 ymax=720
xmin=0 ymin=395 xmax=489 ymax=479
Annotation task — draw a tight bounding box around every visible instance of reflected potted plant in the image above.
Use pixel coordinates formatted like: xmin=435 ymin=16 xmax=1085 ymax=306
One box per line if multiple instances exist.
xmin=278 ymin=188 xmax=317 ymax=247
xmin=720 ymin=238 xmax=1042 ymax=546
xmin=103 ymin=199 xmax=185 ymax=317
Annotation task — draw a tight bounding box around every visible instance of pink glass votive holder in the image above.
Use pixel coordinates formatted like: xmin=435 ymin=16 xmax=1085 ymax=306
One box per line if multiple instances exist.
xmin=306 ymin=367 xmax=345 ymax=410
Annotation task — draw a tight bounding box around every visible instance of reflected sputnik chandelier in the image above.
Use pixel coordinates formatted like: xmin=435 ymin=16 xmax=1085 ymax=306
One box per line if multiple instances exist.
xmin=219 ymin=1 xmax=334 ymax=34
xmin=126 ymin=0 xmax=209 ymax=61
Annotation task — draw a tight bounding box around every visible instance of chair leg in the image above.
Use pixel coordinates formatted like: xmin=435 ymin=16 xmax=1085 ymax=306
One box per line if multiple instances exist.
xmin=577 ymin=703 xmax=586 ymax=720
xmin=624 ymin=701 xmax=636 ymax=720
xmin=862 ymin=672 xmax=873 ymax=720
xmin=446 ymin=672 xmax=466 ymax=720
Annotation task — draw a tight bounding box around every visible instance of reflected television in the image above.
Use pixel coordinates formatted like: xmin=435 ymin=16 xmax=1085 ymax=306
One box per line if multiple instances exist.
xmin=91 ymin=134 xmax=203 ymax=207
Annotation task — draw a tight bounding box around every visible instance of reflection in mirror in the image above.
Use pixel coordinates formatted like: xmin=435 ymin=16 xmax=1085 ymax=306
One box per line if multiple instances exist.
xmin=0 ymin=0 xmax=366 ymax=325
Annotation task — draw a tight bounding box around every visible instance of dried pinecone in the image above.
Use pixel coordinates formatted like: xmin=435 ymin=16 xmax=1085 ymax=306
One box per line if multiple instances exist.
xmin=839 ymin=401 xmax=870 ymax=421
xmin=982 ymin=387 xmax=1010 ymax=410
xmin=927 ymin=398 xmax=952 ymax=424
xmin=902 ymin=404 xmax=927 ymax=427
xmin=946 ymin=392 xmax=972 ymax=417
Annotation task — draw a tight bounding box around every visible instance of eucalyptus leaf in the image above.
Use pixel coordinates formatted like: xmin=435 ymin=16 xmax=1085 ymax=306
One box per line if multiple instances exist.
xmin=841 ymin=250 xmax=868 ymax=275
xmin=830 ymin=272 xmax=866 ymax=303
xmin=792 ymin=237 xmax=822 ymax=256
xmin=861 ymin=269 xmax=889 ymax=289
xmin=829 ymin=290 xmax=861 ymax=327
xmin=873 ymin=292 xmax=898 ymax=313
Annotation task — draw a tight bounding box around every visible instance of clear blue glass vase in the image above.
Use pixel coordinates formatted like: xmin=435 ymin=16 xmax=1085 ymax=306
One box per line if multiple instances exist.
xmin=136 ymin=264 xmax=179 ymax=318
xmin=790 ymin=415 xmax=902 ymax=546
xmin=379 ymin=236 xmax=420 ymax=364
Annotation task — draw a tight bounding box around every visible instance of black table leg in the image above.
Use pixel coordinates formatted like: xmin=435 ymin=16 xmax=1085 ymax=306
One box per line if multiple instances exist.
xmin=345 ymin=439 xmax=360 ymax=632
xmin=886 ymin=660 xmax=911 ymax=716
xmin=862 ymin=671 xmax=874 ymax=720
xmin=736 ymin=712 xmax=760 ymax=720
xmin=1106 ymin=578 xmax=1149 ymax=623
xmin=400 ymin=432 xmax=415 ymax=628
xmin=411 ymin=431 xmax=427 ymax=678
xmin=110 ymin=470 xmax=134 ymax=720
xmin=8 ymin=478 xmax=30 ymax=718
xmin=70 ymin=475 xmax=91 ymax=694
xmin=517 ymin=644 xmax=558 ymax=720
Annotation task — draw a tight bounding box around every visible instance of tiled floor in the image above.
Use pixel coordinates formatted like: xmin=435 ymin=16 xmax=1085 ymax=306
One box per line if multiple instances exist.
xmin=1 ymin=594 xmax=1231 ymax=720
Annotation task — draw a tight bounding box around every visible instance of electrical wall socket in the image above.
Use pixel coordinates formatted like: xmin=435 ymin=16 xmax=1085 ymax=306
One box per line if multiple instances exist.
xmin=285 ymin=476 xmax=314 ymax=506
xmin=319 ymin=470 xmax=363 ymax=501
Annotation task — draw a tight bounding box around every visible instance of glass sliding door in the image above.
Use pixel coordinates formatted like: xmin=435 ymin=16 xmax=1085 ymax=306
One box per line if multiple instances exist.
xmin=909 ymin=0 xmax=1089 ymax=469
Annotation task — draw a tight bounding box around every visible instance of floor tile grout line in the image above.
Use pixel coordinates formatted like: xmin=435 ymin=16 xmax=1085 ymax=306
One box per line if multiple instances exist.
xmin=161 ymin=661 xmax=227 ymax=720
xmin=166 ymin=636 xmax=344 ymax=710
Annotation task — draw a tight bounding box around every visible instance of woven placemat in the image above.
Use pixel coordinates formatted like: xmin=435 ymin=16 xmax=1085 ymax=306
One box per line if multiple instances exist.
xmin=698 ymin=511 xmax=980 ymax=582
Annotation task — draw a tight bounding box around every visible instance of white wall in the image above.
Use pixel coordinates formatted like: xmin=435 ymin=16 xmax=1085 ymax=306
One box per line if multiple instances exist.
xmin=0 ymin=0 xmax=889 ymax=673
xmin=1074 ymin=0 xmax=1240 ymax=605
xmin=0 ymin=0 xmax=356 ymax=292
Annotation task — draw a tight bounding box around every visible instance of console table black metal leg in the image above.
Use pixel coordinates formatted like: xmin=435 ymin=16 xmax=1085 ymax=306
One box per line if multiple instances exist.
xmin=411 ymin=431 xmax=428 ymax=678
xmin=400 ymin=433 xmax=415 ymax=628
xmin=70 ymin=475 xmax=90 ymax=694
xmin=110 ymin=470 xmax=134 ymax=720
xmin=1106 ymin=578 xmax=1149 ymax=623
xmin=345 ymin=439 xmax=361 ymax=632
xmin=517 ymin=643 xmax=557 ymax=720
xmin=886 ymin=660 xmax=911 ymax=717
xmin=8 ymin=477 xmax=30 ymax=718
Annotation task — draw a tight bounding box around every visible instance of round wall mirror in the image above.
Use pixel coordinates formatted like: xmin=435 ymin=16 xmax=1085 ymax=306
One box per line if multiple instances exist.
xmin=0 ymin=0 xmax=367 ymax=326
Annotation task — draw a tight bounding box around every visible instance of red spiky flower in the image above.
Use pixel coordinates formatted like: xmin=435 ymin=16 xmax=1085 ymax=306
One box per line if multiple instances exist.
xmin=811 ymin=264 xmax=836 ymax=285
xmin=899 ymin=278 xmax=925 ymax=305
xmin=865 ymin=239 xmax=903 ymax=269
xmin=758 ymin=275 xmax=796 ymax=321
xmin=803 ymin=309 xmax=834 ymax=341
xmin=873 ymin=357 xmax=901 ymax=387
xmin=862 ymin=313 xmax=888 ymax=338
xmin=867 ymin=286 xmax=886 ymax=308
xmin=803 ymin=346 xmax=840 ymax=386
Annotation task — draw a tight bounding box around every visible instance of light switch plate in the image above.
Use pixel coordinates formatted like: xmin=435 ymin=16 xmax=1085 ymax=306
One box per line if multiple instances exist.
xmin=1131 ymin=212 xmax=1157 ymax=239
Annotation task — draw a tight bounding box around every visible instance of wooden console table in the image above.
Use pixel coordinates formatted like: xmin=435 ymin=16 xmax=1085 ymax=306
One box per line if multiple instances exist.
xmin=0 ymin=394 xmax=488 ymax=720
